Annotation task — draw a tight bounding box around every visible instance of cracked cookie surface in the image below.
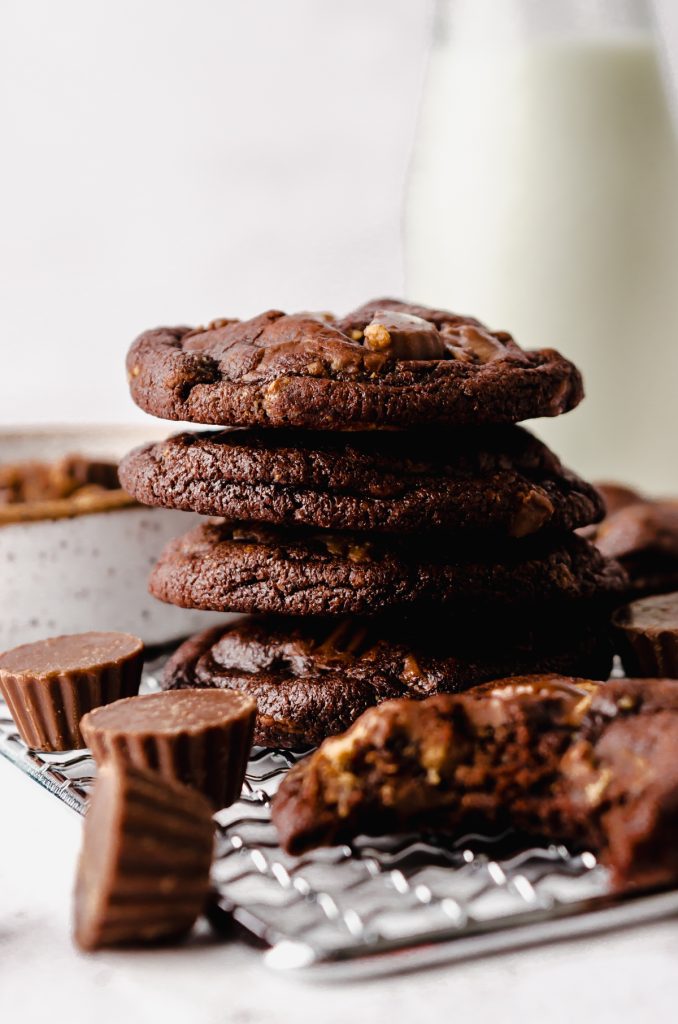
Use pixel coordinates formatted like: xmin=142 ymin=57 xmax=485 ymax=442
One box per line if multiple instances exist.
xmin=120 ymin=425 xmax=603 ymax=537
xmin=148 ymin=520 xmax=627 ymax=617
xmin=126 ymin=299 xmax=583 ymax=430
xmin=161 ymin=615 xmax=613 ymax=747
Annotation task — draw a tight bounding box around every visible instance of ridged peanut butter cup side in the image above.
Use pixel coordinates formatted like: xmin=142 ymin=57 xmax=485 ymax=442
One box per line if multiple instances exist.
xmin=613 ymin=592 xmax=678 ymax=677
xmin=81 ymin=689 xmax=256 ymax=809
xmin=0 ymin=632 xmax=144 ymax=751
xmin=74 ymin=760 xmax=214 ymax=950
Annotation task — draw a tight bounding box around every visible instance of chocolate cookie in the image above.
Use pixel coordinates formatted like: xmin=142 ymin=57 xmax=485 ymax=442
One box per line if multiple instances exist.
xmin=126 ymin=299 xmax=583 ymax=430
xmin=120 ymin=426 xmax=603 ymax=538
xmin=272 ymin=675 xmax=678 ymax=891
xmin=161 ymin=615 xmax=613 ymax=747
xmin=584 ymin=483 xmax=678 ymax=598
xmin=149 ymin=520 xmax=626 ymax=618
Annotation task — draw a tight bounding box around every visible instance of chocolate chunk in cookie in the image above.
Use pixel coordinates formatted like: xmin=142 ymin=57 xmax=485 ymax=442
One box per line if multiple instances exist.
xmin=148 ymin=520 xmax=626 ymax=618
xmin=126 ymin=299 xmax=583 ymax=430
xmin=160 ymin=614 xmax=613 ymax=748
xmin=272 ymin=675 xmax=678 ymax=891
xmin=120 ymin=426 xmax=603 ymax=538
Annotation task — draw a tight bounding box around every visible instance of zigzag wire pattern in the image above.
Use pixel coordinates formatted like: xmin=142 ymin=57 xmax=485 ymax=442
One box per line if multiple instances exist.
xmin=0 ymin=657 xmax=668 ymax=969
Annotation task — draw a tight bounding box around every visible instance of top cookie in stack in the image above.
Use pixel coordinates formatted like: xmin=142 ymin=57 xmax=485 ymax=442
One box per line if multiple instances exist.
xmin=121 ymin=299 xmax=626 ymax=747
xmin=126 ymin=298 xmax=582 ymax=430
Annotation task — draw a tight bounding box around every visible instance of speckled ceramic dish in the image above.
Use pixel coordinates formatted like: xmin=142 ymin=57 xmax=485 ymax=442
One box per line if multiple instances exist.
xmin=0 ymin=425 xmax=229 ymax=648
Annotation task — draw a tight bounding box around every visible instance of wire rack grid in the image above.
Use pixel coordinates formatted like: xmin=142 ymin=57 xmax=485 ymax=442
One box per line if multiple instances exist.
xmin=2 ymin=663 xmax=678 ymax=978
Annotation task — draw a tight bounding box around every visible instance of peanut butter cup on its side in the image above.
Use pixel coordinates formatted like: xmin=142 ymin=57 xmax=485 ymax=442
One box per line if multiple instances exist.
xmin=74 ymin=760 xmax=214 ymax=951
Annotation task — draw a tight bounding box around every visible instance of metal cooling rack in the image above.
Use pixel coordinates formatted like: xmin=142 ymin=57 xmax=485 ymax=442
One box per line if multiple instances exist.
xmin=3 ymin=664 xmax=678 ymax=977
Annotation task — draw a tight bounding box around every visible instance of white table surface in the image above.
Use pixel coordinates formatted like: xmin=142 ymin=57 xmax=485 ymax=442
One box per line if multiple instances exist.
xmin=2 ymin=756 xmax=677 ymax=1024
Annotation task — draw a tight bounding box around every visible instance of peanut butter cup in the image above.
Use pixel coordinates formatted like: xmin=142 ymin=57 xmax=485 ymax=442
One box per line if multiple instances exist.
xmin=0 ymin=631 xmax=143 ymax=751
xmin=74 ymin=760 xmax=214 ymax=950
xmin=81 ymin=689 xmax=256 ymax=808
xmin=126 ymin=298 xmax=583 ymax=431
xmin=613 ymin=591 xmax=678 ymax=677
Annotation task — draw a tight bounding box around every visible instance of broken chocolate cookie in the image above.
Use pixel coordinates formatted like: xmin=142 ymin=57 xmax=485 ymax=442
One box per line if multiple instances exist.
xmin=272 ymin=675 xmax=678 ymax=891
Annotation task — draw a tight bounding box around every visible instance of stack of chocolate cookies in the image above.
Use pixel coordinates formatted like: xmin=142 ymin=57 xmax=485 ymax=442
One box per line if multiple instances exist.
xmin=120 ymin=298 xmax=625 ymax=747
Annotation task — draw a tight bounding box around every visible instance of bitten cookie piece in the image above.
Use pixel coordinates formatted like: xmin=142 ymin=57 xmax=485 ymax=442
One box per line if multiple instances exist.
xmin=161 ymin=614 xmax=613 ymax=748
xmin=148 ymin=520 xmax=626 ymax=618
xmin=126 ymin=299 xmax=583 ymax=430
xmin=81 ymin=689 xmax=256 ymax=809
xmin=120 ymin=425 xmax=603 ymax=537
xmin=272 ymin=675 xmax=678 ymax=891
xmin=0 ymin=632 xmax=143 ymax=751
xmin=74 ymin=760 xmax=214 ymax=950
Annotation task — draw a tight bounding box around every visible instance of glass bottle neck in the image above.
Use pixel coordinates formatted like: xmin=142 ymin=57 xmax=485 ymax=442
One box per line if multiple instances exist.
xmin=435 ymin=0 xmax=654 ymax=46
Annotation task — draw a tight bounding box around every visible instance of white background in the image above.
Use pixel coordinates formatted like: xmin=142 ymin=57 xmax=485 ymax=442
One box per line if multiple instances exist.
xmin=0 ymin=0 xmax=433 ymax=425
xmin=0 ymin=0 xmax=676 ymax=427
xmin=2 ymin=5 xmax=678 ymax=1019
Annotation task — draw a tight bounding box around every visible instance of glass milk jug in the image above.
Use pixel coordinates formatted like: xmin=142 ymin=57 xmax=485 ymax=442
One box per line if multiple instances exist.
xmin=405 ymin=0 xmax=678 ymax=491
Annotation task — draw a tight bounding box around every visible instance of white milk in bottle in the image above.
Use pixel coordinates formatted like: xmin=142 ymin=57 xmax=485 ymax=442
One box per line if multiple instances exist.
xmin=405 ymin=0 xmax=678 ymax=491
